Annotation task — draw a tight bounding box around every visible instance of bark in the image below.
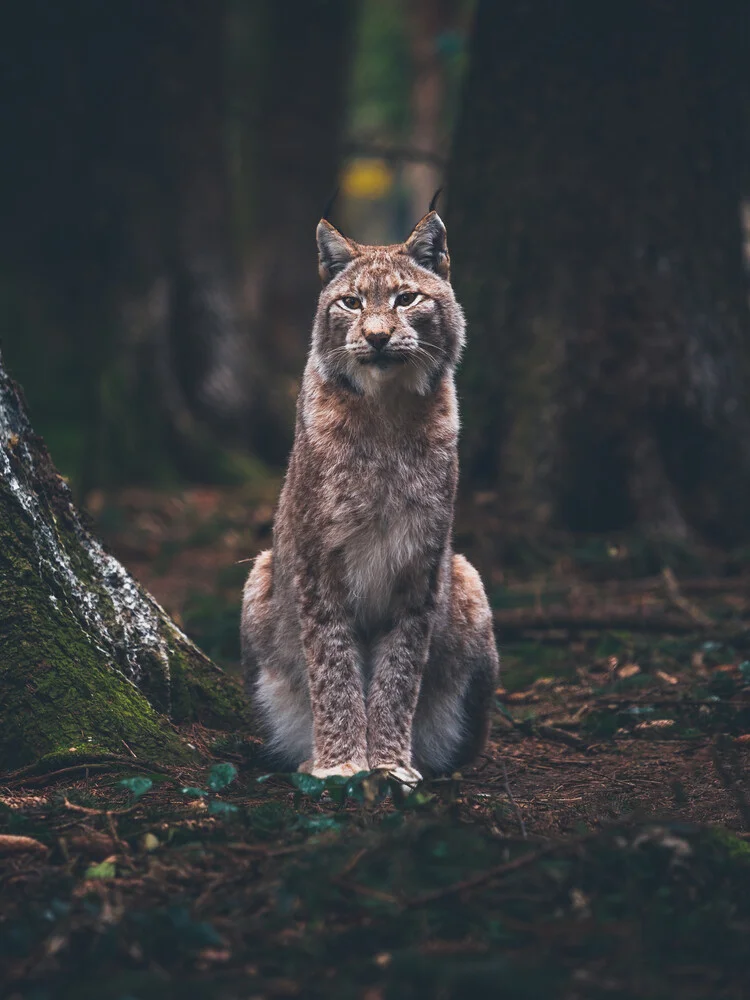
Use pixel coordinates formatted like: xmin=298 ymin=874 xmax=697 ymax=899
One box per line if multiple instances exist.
xmin=0 ymin=353 xmax=250 ymax=773
xmin=103 ymin=0 xmax=267 ymax=482
xmin=0 ymin=1 xmax=271 ymax=485
xmin=448 ymin=0 xmax=750 ymax=545
xmin=1 ymin=1 xmax=356 ymax=481
xmin=236 ymin=0 xmax=357 ymax=461
xmin=404 ymin=0 xmax=455 ymax=222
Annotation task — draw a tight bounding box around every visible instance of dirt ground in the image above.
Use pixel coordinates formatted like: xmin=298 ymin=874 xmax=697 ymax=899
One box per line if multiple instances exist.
xmin=2 ymin=487 xmax=750 ymax=999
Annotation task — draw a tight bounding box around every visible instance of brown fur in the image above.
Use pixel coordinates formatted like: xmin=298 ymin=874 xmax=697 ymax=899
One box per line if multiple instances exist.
xmin=241 ymin=212 xmax=499 ymax=778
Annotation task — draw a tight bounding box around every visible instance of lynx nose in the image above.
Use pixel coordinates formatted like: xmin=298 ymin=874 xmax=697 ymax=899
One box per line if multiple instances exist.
xmin=364 ymin=331 xmax=391 ymax=352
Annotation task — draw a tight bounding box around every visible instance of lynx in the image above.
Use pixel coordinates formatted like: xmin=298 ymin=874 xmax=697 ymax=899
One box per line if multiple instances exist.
xmin=241 ymin=210 xmax=499 ymax=783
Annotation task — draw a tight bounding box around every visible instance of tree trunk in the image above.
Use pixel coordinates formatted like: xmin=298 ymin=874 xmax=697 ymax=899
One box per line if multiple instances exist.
xmin=234 ymin=0 xmax=357 ymax=461
xmin=0 ymin=1 xmax=357 ymax=483
xmin=448 ymin=0 xmax=750 ymax=545
xmin=0 ymin=353 xmax=250 ymax=773
xmin=98 ymin=0 xmax=268 ymax=483
xmin=404 ymin=0 xmax=454 ymax=223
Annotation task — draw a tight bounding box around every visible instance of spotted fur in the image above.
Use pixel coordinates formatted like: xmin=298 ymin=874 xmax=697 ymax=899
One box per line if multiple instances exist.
xmin=241 ymin=212 xmax=499 ymax=776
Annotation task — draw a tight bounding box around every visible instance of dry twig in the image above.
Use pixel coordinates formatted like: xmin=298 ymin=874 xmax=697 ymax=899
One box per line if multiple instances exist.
xmin=662 ymin=567 xmax=714 ymax=628
xmin=501 ymin=759 xmax=528 ymax=840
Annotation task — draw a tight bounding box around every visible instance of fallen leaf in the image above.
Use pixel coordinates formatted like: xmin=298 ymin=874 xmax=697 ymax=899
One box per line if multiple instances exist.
xmin=655 ymin=670 xmax=679 ymax=685
xmin=197 ymin=948 xmax=231 ymax=963
xmin=634 ymin=719 xmax=675 ymax=731
xmin=617 ymin=664 xmax=641 ymax=679
xmin=503 ymin=691 xmax=539 ymax=704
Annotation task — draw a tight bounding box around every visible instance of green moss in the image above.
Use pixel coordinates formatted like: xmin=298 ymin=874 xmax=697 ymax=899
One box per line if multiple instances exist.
xmin=706 ymin=827 xmax=750 ymax=862
xmin=0 ymin=618 xmax=190 ymax=771
xmin=0 ymin=437 xmax=250 ymax=772
xmin=165 ymin=628 xmax=251 ymax=728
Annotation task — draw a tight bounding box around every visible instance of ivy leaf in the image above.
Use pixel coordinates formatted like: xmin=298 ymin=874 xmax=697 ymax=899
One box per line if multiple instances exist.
xmin=180 ymin=786 xmax=208 ymax=798
xmin=207 ymin=763 xmax=238 ymax=792
xmin=345 ymin=774 xmax=370 ymax=803
xmin=85 ymin=861 xmax=116 ymax=880
xmin=296 ymin=814 xmax=341 ymax=832
xmin=118 ymin=776 xmax=153 ymax=799
xmin=289 ymin=773 xmax=327 ymax=800
xmin=323 ymin=775 xmax=350 ymax=805
xmin=208 ymin=800 xmax=240 ymax=817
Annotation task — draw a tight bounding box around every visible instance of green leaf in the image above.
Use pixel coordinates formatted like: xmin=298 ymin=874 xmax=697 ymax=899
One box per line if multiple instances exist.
xmin=85 ymin=861 xmax=116 ymax=880
xmin=296 ymin=814 xmax=341 ymax=832
xmin=401 ymin=788 xmax=436 ymax=810
xmin=180 ymin=786 xmax=208 ymax=798
xmin=208 ymin=800 xmax=240 ymax=817
xmin=118 ymin=776 xmax=153 ymax=799
xmin=324 ymin=776 xmax=349 ymax=805
xmin=345 ymin=776 xmax=368 ymax=803
xmin=141 ymin=832 xmax=160 ymax=852
xmin=207 ymin=762 xmax=238 ymax=791
xmin=289 ymin=773 xmax=327 ymax=800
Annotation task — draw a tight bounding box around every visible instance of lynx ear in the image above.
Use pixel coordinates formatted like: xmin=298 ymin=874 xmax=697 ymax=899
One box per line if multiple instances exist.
xmin=404 ymin=211 xmax=450 ymax=279
xmin=316 ymin=219 xmax=357 ymax=283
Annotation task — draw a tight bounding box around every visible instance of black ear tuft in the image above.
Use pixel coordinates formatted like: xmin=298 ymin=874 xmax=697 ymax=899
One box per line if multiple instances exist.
xmin=316 ymin=219 xmax=356 ymax=283
xmin=322 ymin=187 xmax=340 ymax=222
xmin=404 ymin=211 xmax=450 ymax=279
xmin=428 ymin=188 xmax=442 ymax=213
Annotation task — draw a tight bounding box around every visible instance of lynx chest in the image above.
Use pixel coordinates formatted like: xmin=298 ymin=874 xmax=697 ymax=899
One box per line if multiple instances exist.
xmin=327 ymin=447 xmax=447 ymax=625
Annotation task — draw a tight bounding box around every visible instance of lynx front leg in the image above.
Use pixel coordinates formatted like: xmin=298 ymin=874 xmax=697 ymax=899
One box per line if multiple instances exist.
xmin=296 ymin=567 xmax=369 ymax=776
xmin=366 ymin=575 xmax=436 ymax=779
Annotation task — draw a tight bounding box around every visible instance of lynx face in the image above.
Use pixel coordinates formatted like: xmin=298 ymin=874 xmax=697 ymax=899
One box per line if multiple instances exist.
xmin=312 ymin=213 xmax=466 ymax=396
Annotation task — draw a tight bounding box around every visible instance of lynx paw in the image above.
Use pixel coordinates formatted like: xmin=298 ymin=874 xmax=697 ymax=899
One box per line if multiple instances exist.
xmin=372 ymin=763 xmax=423 ymax=789
xmin=307 ymin=760 xmax=369 ymax=779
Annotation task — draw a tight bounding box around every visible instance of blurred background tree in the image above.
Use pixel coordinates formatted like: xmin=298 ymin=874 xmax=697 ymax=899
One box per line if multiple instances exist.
xmin=0 ymin=0 xmax=361 ymax=486
xmin=2 ymin=0 xmax=750 ymax=550
xmin=449 ymin=0 xmax=750 ymax=546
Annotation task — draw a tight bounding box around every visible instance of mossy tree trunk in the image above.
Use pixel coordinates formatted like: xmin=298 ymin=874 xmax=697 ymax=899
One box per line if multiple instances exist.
xmin=449 ymin=0 xmax=750 ymax=545
xmin=0 ymin=354 xmax=250 ymax=773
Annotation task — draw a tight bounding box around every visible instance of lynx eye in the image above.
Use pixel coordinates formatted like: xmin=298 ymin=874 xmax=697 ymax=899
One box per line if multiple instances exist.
xmin=395 ymin=291 xmax=418 ymax=307
xmin=340 ymin=295 xmax=362 ymax=310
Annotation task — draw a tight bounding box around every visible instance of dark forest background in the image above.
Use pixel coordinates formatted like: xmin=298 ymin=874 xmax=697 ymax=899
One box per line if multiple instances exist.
xmin=5 ymin=7 xmax=750 ymax=996
xmin=2 ymin=0 xmax=750 ymax=548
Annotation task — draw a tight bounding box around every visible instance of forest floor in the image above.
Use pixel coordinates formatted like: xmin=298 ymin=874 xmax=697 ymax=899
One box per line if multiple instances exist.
xmin=2 ymin=488 xmax=750 ymax=1000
